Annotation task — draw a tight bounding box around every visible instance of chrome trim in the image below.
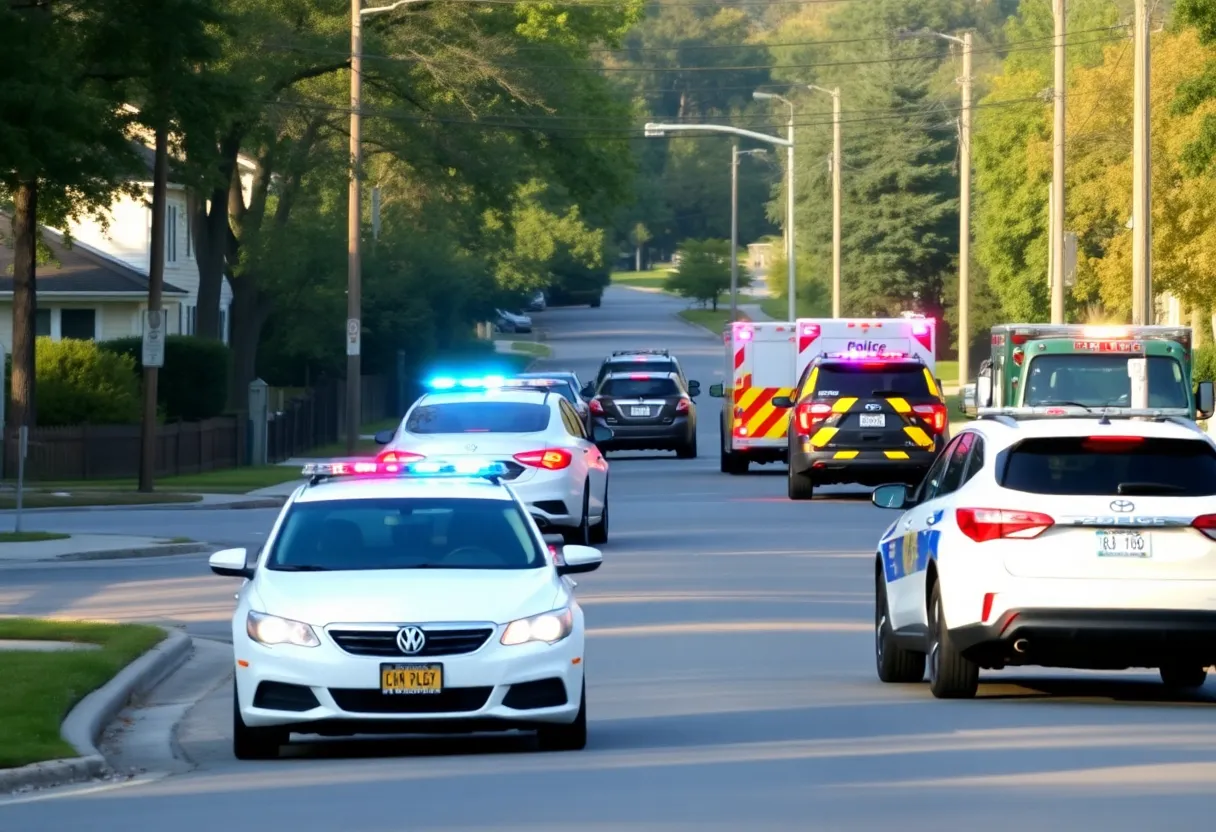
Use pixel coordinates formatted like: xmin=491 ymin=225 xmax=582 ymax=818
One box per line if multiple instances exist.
xmin=324 ymin=621 xmax=498 ymax=631
xmin=1053 ymin=515 xmax=1194 ymax=528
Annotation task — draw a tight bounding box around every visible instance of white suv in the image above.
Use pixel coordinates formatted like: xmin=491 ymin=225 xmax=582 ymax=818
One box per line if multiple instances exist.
xmin=870 ymin=409 xmax=1216 ymax=698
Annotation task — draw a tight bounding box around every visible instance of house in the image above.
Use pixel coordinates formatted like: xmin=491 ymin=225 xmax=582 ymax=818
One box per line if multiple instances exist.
xmin=0 ymin=215 xmax=188 ymax=348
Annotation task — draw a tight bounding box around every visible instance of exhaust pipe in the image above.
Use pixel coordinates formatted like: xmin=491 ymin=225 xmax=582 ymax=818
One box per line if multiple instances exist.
xmin=1013 ymin=639 xmax=1028 ymax=654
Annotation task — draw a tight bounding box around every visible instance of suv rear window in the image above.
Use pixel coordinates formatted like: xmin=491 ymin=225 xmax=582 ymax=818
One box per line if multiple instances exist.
xmin=600 ymin=377 xmax=679 ymax=398
xmin=406 ymin=402 xmax=550 ymax=434
xmin=1000 ymin=436 xmax=1216 ymax=496
xmin=811 ymin=363 xmax=932 ymax=398
xmin=601 ymin=358 xmax=678 ymax=380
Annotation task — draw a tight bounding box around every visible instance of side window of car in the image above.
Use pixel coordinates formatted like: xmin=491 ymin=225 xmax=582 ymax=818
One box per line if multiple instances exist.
xmin=558 ymin=401 xmax=584 ymax=438
xmin=916 ymin=435 xmax=963 ymax=503
xmin=961 ymin=435 xmax=985 ymax=485
xmin=936 ymin=432 xmax=976 ymax=496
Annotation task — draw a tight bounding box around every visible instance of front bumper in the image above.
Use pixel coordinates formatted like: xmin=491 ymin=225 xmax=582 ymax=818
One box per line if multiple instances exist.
xmin=595 ymin=416 xmax=694 ymax=450
xmin=234 ymin=628 xmax=585 ymax=734
xmin=790 ymin=443 xmax=934 ymax=485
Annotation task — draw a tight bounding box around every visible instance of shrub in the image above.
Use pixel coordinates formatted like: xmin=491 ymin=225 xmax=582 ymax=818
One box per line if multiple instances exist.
xmin=100 ymin=335 xmax=230 ymax=421
xmin=36 ymin=337 xmax=142 ymax=426
xmin=1194 ymin=344 xmax=1216 ymax=386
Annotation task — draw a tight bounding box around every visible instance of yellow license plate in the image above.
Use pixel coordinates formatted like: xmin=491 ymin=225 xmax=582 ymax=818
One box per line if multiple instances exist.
xmin=380 ymin=663 xmax=443 ymax=695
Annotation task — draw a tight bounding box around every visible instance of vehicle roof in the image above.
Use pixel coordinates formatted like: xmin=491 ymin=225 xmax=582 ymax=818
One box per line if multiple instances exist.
xmin=415 ymin=388 xmax=553 ymax=406
xmin=293 ymin=475 xmax=514 ymax=504
xmin=961 ymin=415 xmax=1210 ymax=445
xmin=602 ymin=370 xmax=678 ymax=380
xmin=513 ymin=371 xmax=576 ymax=379
xmin=604 ymin=353 xmax=677 ymax=362
xmin=816 ymin=356 xmax=928 ymax=367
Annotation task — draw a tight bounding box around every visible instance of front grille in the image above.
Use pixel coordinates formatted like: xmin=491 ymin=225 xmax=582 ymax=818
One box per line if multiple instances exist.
xmin=328 ymin=627 xmax=493 ymax=657
xmin=253 ymin=681 xmax=320 ymax=712
xmin=501 ymin=678 xmax=568 ymax=710
xmin=329 ymin=687 xmax=492 ymax=713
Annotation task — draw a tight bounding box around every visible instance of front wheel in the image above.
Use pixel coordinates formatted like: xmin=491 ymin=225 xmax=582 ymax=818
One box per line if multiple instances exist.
xmin=1160 ymin=664 xmax=1208 ymax=690
xmin=875 ymin=575 xmax=925 ymax=683
xmin=927 ymin=583 xmax=979 ymax=699
xmin=536 ymin=679 xmax=587 ymax=751
xmin=232 ymin=685 xmax=286 ymax=760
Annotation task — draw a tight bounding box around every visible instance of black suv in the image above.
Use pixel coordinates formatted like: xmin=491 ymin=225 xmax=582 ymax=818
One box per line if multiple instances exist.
xmin=589 ymin=371 xmax=700 ymax=458
xmin=774 ymin=355 xmax=948 ymax=500
xmin=581 ymin=350 xmax=692 ymax=397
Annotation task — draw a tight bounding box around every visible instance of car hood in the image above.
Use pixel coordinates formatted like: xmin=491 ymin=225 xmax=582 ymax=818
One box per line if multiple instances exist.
xmin=252 ymin=568 xmax=564 ymax=626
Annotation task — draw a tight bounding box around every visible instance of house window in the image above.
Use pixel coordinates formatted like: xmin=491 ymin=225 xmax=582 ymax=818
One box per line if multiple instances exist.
xmin=60 ymin=309 xmax=96 ymax=341
xmin=35 ymin=309 xmax=51 ymax=337
xmin=166 ymin=204 xmax=178 ymax=263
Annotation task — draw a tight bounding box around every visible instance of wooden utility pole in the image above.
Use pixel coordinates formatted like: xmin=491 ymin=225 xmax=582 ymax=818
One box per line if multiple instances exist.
xmin=958 ymin=33 xmax=973 ymax=386
xmin=1050 ymin=0 xmax=1067 ymax=324
xmin=346 ymin=0 xmax=364 ymax=454
xmin=1131 ymin=0 xmax=1153 ymax=324
xmin=139 ymin=125 xmax=169 ymax=492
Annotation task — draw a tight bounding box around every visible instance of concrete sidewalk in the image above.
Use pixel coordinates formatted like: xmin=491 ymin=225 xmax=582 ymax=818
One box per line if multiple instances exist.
xmin=0 ymin=534 xmax=210 ymax=563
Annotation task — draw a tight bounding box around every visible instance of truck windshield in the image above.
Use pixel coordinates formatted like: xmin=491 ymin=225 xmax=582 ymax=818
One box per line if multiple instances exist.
xmin=1022 ymin=355 xmax=1189 ymax=409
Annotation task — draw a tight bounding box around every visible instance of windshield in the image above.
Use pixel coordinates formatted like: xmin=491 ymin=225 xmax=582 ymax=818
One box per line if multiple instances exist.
xmin=600 ymin=377 xmax=679 ymax=398
xmin=267 ymin=498 xmax=546 ymax=571
xmin=1001 ymin=436 xmax=1216 ymax=496
xmin=811 ymin=364 xmax=932 ymax=398
xmin=1022 ymin=354 xmax=1189 ymax=408
xmin=406 ymin=402 xmax=550 ymax=434
xmin=600 ymin=359 xmax=677 ymax=381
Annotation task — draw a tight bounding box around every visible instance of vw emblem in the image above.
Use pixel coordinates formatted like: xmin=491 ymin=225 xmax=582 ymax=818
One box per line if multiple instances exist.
xmin=864 ymin=403 xmax=882 ymax=412
xmin=396 ymin=626 xmax=426 ymax=655
xmin=1110 ymin=500 xmax=1135 ymax=513
xmin=465 ymin=443 xmax=478 ymax=452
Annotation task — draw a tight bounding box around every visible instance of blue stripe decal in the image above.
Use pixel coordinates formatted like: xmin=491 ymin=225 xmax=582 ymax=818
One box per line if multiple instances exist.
xmin=881 ymin=528 xmax=940 ymax=583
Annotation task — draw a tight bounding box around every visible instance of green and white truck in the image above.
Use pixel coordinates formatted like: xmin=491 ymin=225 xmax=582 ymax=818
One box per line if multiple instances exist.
xmin=963 ymin=323 xmax=1214 ymax=420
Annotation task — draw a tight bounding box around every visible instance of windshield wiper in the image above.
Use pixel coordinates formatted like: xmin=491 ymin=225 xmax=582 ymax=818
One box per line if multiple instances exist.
xmin=1117 ymin=482 xmax=1188 ymax=495
xmin=272 ymin=565 xmax=331 ymax=571
xmin=1031 ymin=400 xmax=1093 ymax=409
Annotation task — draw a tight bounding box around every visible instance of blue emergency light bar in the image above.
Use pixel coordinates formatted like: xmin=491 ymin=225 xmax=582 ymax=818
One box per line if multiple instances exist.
xmin=826 ymin=350 xmax=909 ymax=360
xmin=426 ymin=375 xmax=507 ymax=390
xmin=302 ymin=459 xmax=509 ymax=481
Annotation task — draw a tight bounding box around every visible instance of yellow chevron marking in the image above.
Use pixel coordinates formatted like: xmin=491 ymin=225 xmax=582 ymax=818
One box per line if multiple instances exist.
xmin=809 ymin=427 xmax=838 ymax=448
xmin=924 ymin=370 xmax=941 ymax=398
xmin=884 ymin=450 xmax=910 ymax=460
xmin=902 ymin=426 xmax=933 ymax=448
xmin=833 ymin=450 xmax=859 ymax=460
xmin=800 ymin=368 xmax=819 ymax=398
xmin=886 ymin=397 xmax=911 ymax=414
xmin=831 ymin=397 xmax=858 ymax=413
xmin=747 ymin=387 xmax=796 ymax=439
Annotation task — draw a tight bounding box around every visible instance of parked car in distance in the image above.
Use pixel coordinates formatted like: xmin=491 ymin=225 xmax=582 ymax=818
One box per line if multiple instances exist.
xmin=495 ymin=309 xmax=533 ymax=334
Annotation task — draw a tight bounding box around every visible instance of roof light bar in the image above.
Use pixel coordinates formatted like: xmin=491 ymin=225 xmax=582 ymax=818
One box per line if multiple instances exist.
xmin=426 ymin=375 xmax=507 ymax=390
xmin=302 ymin=459 xmax=509 ymax=480
xmin=826 ymin=350 xmax=909 ymax=360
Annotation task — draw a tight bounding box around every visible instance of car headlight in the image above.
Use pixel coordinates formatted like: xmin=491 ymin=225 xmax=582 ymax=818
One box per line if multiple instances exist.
xmin=246 ymin=611 xmax=320 ymax=647
xmin=500 ymin=607 xmax=574 ymax=646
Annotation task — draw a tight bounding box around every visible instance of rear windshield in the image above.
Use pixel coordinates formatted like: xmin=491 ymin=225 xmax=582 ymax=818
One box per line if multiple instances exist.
xmin=1023 ymin=354 xmax=1189 ymax=408
xmin=600 ymin=377 xmax=679 ymax=398
xmin=811 ymin=364 xmax=932 ymax=398
xmin=601 ymin=359 xmax=677 ymax=380
xmin=406 ymin=402 xmax=550 ymax=434
xmin=1001 ymin=436 xmax=1216 ymax=496
xmin=267 ymin=498 xmax=545 ymax=571
xmin=504 ymin=379 xmax=578 ymax=405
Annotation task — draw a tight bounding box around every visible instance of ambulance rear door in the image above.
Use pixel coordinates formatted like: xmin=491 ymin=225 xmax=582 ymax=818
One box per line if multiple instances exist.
xmin=730 ymin=322 xmax=797 ymax=449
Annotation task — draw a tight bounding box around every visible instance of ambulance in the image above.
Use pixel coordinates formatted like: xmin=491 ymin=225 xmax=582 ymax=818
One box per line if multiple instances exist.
xmin=707 ymin=321 xmax=799 ymax=474
xmin=794 ymin=317 xmax=937 ymax=379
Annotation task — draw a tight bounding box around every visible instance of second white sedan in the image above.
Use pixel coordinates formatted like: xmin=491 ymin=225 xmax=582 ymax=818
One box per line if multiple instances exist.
xmin=375 ymin=383 xmax=612 ymax=544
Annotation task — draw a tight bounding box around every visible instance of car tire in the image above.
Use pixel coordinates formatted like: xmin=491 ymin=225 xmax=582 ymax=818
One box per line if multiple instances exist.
xmin=720 ymin=418 xmax=748 ymax=475
xmin=677 ymin=435 xmax=697 ymax=459
xmin=787 ymin=468 xmax=814 ymax=500
xmin=563 ymin=486 xmax=591 ymax=545
xmin=232 ymin=685 xmax=286 ymax=760
xmin=1159 ymin=664 xmax=1208 ymax=690
xmin=589 ymin=486 xmax=609 ymax=544
xmin=537 ymin=679 xmax=587 ymax=751
xmin=927 ymin=583 xmax=979 ymax=699
xmin=875 ymin=572 xmax=926 ymax=683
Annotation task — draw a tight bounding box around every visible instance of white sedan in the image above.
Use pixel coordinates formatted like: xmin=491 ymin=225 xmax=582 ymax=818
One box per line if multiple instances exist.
xmin=374 ymin=381 xmax=612 ymax=544
xmin=870 ymin=409 xmax=1216 ymax=699
xmin=209 ymin=459 xmax=603 ymax=759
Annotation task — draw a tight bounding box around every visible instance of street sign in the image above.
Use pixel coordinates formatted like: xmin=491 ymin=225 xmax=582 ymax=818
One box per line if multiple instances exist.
xmin=346 ymin=318 xmax=361 ymax=356
xmin=142 ymin=309 xmax=166 ymax=368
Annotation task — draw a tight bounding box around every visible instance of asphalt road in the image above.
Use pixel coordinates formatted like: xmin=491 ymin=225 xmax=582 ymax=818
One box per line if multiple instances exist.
xmin=4 ymin=286 xmax=1216 ymax=830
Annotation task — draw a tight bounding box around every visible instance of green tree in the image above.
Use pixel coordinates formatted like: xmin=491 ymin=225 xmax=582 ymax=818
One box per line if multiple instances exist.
xmin=667 ymin=238 xmax=747 ymax=309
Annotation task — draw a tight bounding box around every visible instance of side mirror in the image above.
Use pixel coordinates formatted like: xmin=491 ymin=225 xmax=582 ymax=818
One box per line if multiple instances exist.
xmin=771 ymin=396 xmax=795 ymax=409
xmin=976 ymin=375 xmax=994 ymax=409
xmin=556 ymin=544 xmax=602 ymax=575
xmin=960 ymin=383 xmax=976 ymax=416
xmin=374 ymin=429 xmax=395 ymax=445
xmin=580 ymin=383 xmax=594 ymax=398
xmin=592 ymin=424 xmax=614 ymax=443
xmin=688 ymin=381 xmax=701 ymax=397
xmin=871 ymin=484 xmax=911 ymax=511
xmin=1198 ymin=381 xmax=1214 ymax=420
xmin=210 ymin=547 xmax=253 ymax=579
xmin=708 ymin=383 xmax=724 ymax=398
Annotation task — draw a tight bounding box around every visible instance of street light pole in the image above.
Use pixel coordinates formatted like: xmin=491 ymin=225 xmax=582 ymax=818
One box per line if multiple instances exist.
xmin=1050 ymin=0 xmax=1067 ymax=325
xmin=1131 ymin=0 xmax=1153 ymax=324
xmin=752 ymin=92 xmax=797 ymax=320
xmin=808 ymin=85 xmax=842 ymax=319
xmin=731 ymin=147 xmax=767 ymax=322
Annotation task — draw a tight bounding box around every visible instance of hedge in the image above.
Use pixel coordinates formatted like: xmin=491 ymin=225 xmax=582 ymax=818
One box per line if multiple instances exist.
xmin=100 ymin=335 xmax=230 ymax=421
xmin=36 ymin=337 xmax=142 ymax=426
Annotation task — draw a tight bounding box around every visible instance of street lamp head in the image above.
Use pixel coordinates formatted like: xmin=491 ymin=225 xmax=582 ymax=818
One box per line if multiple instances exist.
xmin=752 ymin=91 xmax=775 ymax=101
xmin=643 ymin=123 xmax=666 ymax=138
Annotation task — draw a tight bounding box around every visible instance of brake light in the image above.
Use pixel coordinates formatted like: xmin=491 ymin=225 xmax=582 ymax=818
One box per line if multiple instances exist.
xmin=1192 ymin=515 xmax=1216 ymax=540
xmin=630 ymin=374 xmax=649 ymax=380
xmin=675 ymin=397 xmax=690 ymax=413
xmin=735 ymin=324 xmax=754 ymax=341
xmin=912 ymin=402 xmax=947 ymax=434
xmin=376 ymin=450 xmax=426 ymax=464
xmin=795 ymin=401 xmax=832 ymax=433
xmin=514 ymin=449 xmax=573 ymax=470
xmin=956 ymin=508 xmax=1054 ymax=543
xmin=1011 ymin=331 xmax=1030 ymax=345
xmin=1012 ymin=349 xmax=1024 ymax=365
xmin=1081 ymin=435 xmax=1144 ymax=453
xmin=589 ymin=398 xmax=604 ymax=415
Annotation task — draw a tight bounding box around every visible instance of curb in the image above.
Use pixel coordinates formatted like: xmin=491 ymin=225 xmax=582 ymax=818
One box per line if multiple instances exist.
xmin=55 ymin=543 xmax=211 ymax=562
xmin=0 ymin=626 xmax=193 ymax=794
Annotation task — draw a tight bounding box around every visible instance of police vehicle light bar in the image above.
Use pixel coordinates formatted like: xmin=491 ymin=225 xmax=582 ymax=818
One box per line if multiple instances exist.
xmin=426 ymin=375 xmax=507 ymax=390
xmin=734 ymin=323 xmax=754 ymax=341
xmin=302 ymin=459 xmax=509 ymax=479
xmin=827 ymin=350 xmax=908 ymax=360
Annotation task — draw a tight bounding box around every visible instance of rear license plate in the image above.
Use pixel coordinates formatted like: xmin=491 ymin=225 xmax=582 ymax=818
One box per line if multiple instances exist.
xmin=630 ymin=406 xmax=650 ymax=416
xmin=380 ymin=663 xmax=443 ymax=695
xmin=1096 ymin=530 xmax=1151 ymax=558
xmin=859 ymin=414 xmax=886 ymax=428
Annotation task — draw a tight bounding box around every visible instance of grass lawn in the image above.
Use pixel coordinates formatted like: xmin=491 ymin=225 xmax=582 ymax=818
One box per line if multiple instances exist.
xmin=508 ymin=341 xmax=552 ymax=358
xmin=0 ymin=618 xmax=166 ymax=769
xmin=946 ymin=393 xmax=973 ymax=422
xmin=612 ymin=268 xmax=674 ymax=290
xmin=679 ymin=307 xmax=741 ymax=334
xmin=23 ymin=465 xmax=306 ymax=496
xmin=0 ymin=491 xmax=203 ymax=509
xmin=0 ymin=531 xmax=70 ymax=543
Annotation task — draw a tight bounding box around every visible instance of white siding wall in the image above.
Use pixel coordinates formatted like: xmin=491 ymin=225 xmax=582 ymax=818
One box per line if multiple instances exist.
xmin=0 ymin=300 xmax=183 ymax=352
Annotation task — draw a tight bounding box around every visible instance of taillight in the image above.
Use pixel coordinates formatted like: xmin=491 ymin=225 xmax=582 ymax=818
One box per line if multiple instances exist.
xmin=514 ymin=449 xmax=573 ymax=470
xmin=956 ymin=508 xmax=1054 ymax=543
xmin=675 ymin=397 xmax=690 ymax=413
xmin=912 ymin=402 xmax=947 ymax=434
xmin=1081 ymin=435 xmax=1144 ymax=452
xmin=376 ymin=450 xmax=425 ymax=464
xmin=1012 ymin=349 xmax=1024 ymax=365
xmin=795 ymin=402 xmax=832 ymax=433
xmin=1192 ymin=514 xmax=1216 ymax=540
xmin=589 ymin=398 xmax=604 ymax=415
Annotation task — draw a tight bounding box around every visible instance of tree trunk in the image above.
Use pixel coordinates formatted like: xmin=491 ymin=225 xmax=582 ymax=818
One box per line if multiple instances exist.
xmin=194 ymin=131 xmax=242 ymax=339
xmin=227 ymin=278 xmax=269 ymax=411
xmin=10 ymin=181 xmax=38 ymax=432
xmin=140 ymin=124 xmax=170 ymax=492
